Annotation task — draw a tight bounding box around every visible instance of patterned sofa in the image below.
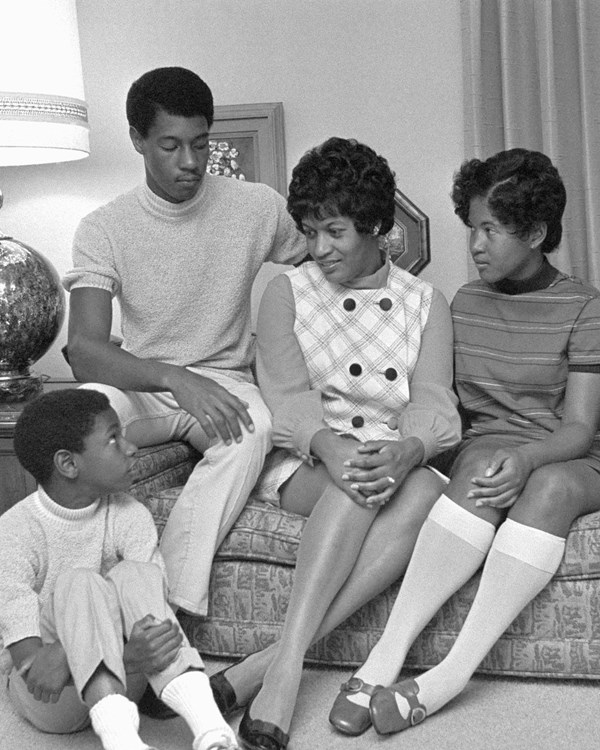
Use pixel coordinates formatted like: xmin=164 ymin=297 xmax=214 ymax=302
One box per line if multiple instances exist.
xmin=130 ymin=440 xmax=600 ymax=680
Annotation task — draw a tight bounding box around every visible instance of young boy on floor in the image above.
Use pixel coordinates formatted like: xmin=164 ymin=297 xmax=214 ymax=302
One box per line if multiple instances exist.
xmin=0 ymin=389 xmax=238 ymax=750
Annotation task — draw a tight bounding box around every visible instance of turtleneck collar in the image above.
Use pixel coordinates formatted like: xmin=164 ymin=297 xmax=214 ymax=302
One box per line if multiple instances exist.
xmin=36 ymin=485 xmax=101 ymax=522
xmin=140 ymin=176 xmax=207 ymax=219
xmin=492 ymin=258 xmax=560 ymax=295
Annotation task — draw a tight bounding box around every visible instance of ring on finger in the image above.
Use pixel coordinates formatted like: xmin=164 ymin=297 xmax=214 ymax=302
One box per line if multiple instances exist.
xmin=386 ymin=476 xmax=395 ymax=485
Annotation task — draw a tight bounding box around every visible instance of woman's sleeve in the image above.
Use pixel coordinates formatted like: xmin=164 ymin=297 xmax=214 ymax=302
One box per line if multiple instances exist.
xmin=256 ymin=273 xmax=328 ymax=458
xmin=396 ymin=288 xmax=462 ymax=461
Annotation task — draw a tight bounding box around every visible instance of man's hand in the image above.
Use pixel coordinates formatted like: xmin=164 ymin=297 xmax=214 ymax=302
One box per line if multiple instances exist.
xmin=169 ymin=369 xmax=254 ymax=445
xmin=20 ymin=642 xmax=71 ymax=703
xmin=341 ymin=438 xmax=425 ymax=507
xmin=124 ymin=615 xmax=183 ymax=675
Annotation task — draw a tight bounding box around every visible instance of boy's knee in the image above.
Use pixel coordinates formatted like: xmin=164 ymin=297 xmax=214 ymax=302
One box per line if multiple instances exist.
xmin=50 ymin=569 xmax=107 ymax=615
xmin=54 ymin=567 xmax=101 ymax=594
xmin=107 ymin=560 xmax=163 ymax=588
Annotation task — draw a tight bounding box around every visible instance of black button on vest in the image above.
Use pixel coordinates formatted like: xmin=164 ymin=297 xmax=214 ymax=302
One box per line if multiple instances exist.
xmin=351 ymin=415 xmax=364 ymax=428
xmin=385 ymin=367 xmax=398 ymax=381
xmin=349 ymin=363 xmax=362 ymax=376
xmin=343 ymin=298 xmax=356 ymax=311
xmin=379 ymin=297 xmax=393 ymax=311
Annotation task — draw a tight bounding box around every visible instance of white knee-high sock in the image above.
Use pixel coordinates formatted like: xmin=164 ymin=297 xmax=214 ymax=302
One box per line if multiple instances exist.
xmin=353 ymin=495 xmax=495 ymax=695
xmin=89 ymin=694 xmax=150 ymax=750
xmin=160 ymin=671 xmax=237 ymax=750
xmin=408 ymin=518 xmax=565 ymax=717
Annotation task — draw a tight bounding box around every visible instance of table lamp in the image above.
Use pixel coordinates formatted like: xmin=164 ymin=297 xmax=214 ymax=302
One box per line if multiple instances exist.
xmin=0 ymin=0 xmax=89 ymax=403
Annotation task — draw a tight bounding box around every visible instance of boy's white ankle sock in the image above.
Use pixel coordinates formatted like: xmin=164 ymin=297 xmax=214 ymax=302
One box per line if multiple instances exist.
xmin=160 ymin=670 xmax=237 ymax=749
xmin=352 ymin=494 xmax=495 ymax=695
xmin=406 ymin=518 xmax=565 ymax=718
xmin=192 ymin=728 xmax=238 ymax=750
xmin=89 ymin=693 xmax=150 ymax=750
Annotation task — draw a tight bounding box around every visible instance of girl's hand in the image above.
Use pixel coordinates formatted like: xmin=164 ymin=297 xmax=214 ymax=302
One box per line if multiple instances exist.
xmin=342 ymin=438 xmax=425 ymax=507
xmin=468 ymin=448 xmax=534 ymax=509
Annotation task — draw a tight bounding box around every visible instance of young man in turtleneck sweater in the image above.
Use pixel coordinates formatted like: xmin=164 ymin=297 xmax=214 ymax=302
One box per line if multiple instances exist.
xmin=63 ymin=67 xmax=307 ymax=625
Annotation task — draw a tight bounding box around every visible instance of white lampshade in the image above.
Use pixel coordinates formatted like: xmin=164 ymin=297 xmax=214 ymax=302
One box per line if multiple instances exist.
xmin=0 ymin=0 xmax=89 ymax=166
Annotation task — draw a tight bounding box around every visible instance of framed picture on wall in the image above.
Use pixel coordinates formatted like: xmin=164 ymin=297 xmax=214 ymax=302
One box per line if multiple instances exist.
xmin=208 ymin=102 xmax=287 ymax=196
xmin=379 ymin=189 xmax=430 ymax=275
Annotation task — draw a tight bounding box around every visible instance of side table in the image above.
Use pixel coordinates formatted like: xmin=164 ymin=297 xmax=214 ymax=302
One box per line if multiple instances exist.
xmin=0 ymin=404 xmax=35 ymax=514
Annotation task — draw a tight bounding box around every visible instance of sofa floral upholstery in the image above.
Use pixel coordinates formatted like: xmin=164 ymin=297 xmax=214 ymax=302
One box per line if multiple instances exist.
xmin=130 ymin=441 xmax=600 ymax=680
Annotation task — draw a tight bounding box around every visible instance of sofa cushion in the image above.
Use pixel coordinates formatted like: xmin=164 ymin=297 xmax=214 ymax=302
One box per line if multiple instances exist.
xmin=179 ymin=565 xmax=600 ymax=677
xmin=140 ymin=485 xmax=600 ymax=581
xmin=130 ymin=443 xmax=202 ymax=496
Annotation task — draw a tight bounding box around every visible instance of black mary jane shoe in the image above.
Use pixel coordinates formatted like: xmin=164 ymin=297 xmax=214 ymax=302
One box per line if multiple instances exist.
xmin=238 ymin=700 xmax=290 ymax=750
xmin=209 ymin=655 xmax=254 ymax=717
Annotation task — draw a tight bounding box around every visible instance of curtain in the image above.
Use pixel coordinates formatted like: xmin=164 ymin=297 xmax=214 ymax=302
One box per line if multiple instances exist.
xmin=460 ymin=0 xmax=600 ymax=285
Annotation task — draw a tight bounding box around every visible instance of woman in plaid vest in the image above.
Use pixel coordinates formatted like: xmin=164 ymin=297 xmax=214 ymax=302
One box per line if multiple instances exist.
xmin=210 ymin=137 xmax=461 ymax=750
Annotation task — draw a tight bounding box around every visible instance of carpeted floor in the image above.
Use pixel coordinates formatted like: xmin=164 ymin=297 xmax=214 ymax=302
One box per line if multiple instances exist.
xmin=2 ymin=660 xmax=599 ymax=750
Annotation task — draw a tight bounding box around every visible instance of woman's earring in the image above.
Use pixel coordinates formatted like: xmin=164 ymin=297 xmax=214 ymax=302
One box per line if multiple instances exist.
xmin=372 ymin=224 xmax=381 ymax=236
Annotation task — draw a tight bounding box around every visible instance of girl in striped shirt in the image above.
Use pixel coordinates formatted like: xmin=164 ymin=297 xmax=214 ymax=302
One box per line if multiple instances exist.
xmin=332 ymin=148 xmax=600 ymax=736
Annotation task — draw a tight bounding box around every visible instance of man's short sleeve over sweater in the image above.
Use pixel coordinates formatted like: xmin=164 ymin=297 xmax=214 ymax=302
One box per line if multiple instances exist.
xmin=63 ymin=175 xmax=307 ymax=375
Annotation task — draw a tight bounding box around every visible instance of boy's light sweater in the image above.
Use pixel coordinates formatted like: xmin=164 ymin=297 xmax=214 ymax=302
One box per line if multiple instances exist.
xmin=0 ymin=487 xmax=163 ymax=672
xmin=63 ymin=175 xmax=306 ymax=379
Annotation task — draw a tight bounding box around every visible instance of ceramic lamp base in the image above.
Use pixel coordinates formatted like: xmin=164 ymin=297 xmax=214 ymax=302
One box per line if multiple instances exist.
xmin=0 ymin=372 xmax=43 ymax=403
xmin=0 ymin=233 xmax=65 ymax=402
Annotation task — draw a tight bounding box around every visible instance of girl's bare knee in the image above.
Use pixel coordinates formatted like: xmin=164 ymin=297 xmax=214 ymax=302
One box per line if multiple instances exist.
xmin=509 ymin=464 xmax=588 ymax=533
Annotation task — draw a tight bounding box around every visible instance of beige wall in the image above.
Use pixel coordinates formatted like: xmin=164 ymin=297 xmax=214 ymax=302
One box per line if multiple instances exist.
xmin=0 ymin=0 xmax=467 ymax=381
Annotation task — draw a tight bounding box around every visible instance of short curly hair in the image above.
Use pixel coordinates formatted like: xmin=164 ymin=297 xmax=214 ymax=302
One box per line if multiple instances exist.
xmin=126 ymin=67 xmax=214 ymax=137
xmin=14 ymin=389 xmax=111 ymax=484
xmin=287 ymin=137 xmax=396 ymax=236
xmin=451 ymin=148 xmax=566 ymax=254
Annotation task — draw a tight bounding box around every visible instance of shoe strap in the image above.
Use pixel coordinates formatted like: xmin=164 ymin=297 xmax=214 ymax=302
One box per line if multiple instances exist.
xmin=391 ymin=679 xmax=427 ymax=726
xmin=341 ymin=677 xmax=381 ymax=697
